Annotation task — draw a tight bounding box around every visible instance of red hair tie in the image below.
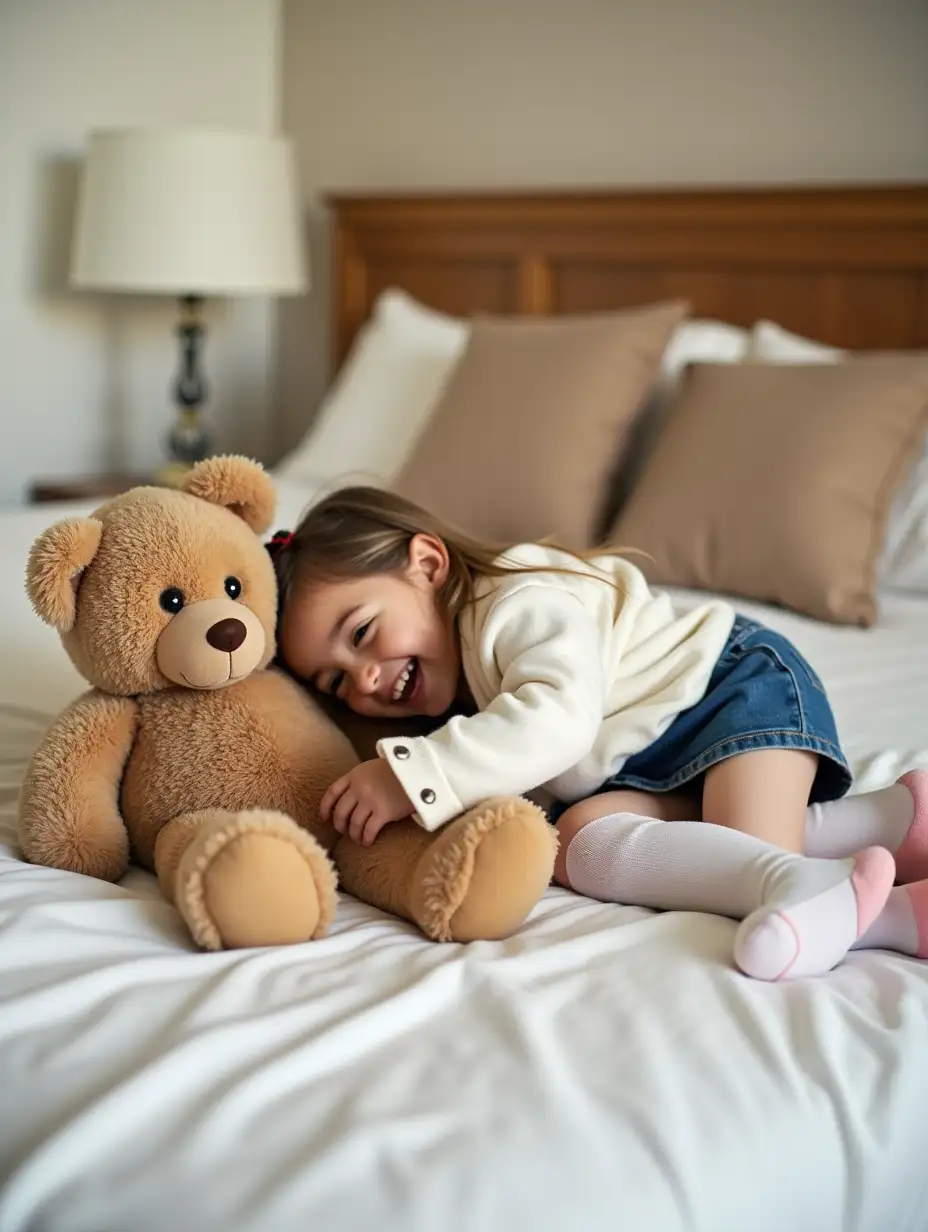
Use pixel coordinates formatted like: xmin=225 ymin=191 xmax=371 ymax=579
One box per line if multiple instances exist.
xmin=267 ymin=529 xmax=294 ymax=558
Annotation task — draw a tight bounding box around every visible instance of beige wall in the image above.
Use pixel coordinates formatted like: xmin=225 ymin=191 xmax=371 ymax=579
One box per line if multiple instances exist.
xmin=0 ymin=0 xmax=280 ymax=504
xmin=278 ymin=0 xmax=928 ymax=456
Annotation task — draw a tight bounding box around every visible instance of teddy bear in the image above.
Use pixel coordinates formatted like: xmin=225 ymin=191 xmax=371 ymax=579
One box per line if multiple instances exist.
xmin=18 ymin=456 xmax=557 ymax=950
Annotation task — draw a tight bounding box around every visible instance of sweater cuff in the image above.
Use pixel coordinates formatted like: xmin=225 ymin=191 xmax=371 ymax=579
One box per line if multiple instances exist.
xmin=377 ymin=736 xmax=464 ymax=832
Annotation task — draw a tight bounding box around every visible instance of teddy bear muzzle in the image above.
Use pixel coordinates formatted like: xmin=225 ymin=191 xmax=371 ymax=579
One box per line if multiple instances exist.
xmin=156 ymin=597 xmax=267 ymax=690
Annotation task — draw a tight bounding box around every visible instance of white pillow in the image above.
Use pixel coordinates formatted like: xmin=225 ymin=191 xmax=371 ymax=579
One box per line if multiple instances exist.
xmin=660 ymin=319 xmax=750 ymax=386
xmin=275 ymin=289 xmax=468 ymax=487
xmin=750 ymin=319 xmax=846 ymax=364
xmin=750 ymin=320 xmax=928 ymax=593
xmin=882 ymin=457 xmax=928 ymax=591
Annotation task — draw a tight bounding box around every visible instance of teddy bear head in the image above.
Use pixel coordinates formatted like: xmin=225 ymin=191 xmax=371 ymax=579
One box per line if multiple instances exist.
xmin=26 ymin=456 xmax=283 ymax=696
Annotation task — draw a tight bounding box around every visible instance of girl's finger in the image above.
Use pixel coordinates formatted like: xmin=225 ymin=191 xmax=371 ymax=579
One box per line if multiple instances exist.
xmin=332 ymin=786 xmax=358 ymax=834
xmin=361 ymin=813 xmax=388 ymax=847
xmin=320 ymin=775 xmax=349 ymax=822
xmin=348 ymin=805 xmax=372 ymax=846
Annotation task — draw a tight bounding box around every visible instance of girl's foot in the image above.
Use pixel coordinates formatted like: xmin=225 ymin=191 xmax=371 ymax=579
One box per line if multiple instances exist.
xmin=734 ymin=846 xmax=895 ymax=980
xmin=853 ymin=877 xmax=928 ymax=957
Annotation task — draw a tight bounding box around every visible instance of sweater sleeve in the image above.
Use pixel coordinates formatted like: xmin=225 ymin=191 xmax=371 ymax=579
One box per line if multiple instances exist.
xmin=377 ymin=586 xmax=604 ymax=831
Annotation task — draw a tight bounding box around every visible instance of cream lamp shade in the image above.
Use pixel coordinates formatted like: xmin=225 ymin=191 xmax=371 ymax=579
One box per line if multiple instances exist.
xmin=70 ymin=127 xmax=307 ymax=478
xmin=71 ymin=127 xmax=308 ymax=295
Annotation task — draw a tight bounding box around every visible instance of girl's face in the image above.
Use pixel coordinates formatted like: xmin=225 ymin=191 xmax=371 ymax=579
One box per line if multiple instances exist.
xmin=280 ymin=534 xmax=461 ymax=719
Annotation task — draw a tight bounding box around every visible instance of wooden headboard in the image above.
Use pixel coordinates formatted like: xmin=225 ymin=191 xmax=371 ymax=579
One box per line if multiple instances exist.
xmin=327 ymin=185 xmax=928 ymax=367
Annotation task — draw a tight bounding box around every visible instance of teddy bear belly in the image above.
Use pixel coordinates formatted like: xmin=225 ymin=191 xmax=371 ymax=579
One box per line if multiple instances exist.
xmin=121 ymin=671 xmax=355 ymax=869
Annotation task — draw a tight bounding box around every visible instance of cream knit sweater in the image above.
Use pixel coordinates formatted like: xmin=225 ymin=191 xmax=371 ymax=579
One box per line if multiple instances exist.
xmin=378 ymin=543 xmax=734 ymax=831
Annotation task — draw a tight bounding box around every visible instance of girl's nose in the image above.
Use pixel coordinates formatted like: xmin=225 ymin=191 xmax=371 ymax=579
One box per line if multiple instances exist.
xmin=358 ymin=661 xmax=380 ymax=694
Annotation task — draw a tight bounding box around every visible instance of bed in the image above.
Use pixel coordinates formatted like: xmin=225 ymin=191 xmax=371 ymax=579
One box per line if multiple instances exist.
xmin=2 ymin=185 xmax=928 ymax=1232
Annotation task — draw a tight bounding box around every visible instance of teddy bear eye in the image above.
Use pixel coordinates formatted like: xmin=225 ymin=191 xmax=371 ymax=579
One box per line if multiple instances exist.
xmin=159 ymin=587 xmax=185 ymax=615
xmin=224 ymin=576 xmax=242 ymax=600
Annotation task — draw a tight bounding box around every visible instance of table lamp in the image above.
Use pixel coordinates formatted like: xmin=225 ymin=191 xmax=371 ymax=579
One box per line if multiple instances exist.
xmin=71 ymin=127 xmax=307 ymax=483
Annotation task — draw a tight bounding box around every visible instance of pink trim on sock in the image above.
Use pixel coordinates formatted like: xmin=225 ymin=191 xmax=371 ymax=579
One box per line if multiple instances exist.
xmin=769 ymin=912 xmax=802 ymax=980
xmin=850 ymin=846 xmax=896 ymax=937
xmin=896 ymin=771 xmax=928 ymax=884
xmin=905 ymin=881 xmax=928 ymax=959
xmin=734 ymin=912 xmax=802 ymax=982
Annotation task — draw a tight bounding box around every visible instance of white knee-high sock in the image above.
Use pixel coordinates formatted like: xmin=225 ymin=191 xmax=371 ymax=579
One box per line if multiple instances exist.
xmin=852 ymin=888 xmax=919 ymax=952
xmin=565 ymin=813 xmax=895 ymax=980
xmin=805 ymin=786 xmax=913 ymax=857
xmin=852 ymin=879 xmax=928 ymax=955
xmin=804 ymin=772 xmax=928 ymax=882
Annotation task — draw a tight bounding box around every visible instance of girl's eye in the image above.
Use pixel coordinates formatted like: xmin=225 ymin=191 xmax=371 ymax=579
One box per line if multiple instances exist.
xmin=329 ymin=672 xmax=345 ymax=697
xmin=352 ymin=620 xmax=372 ymax=647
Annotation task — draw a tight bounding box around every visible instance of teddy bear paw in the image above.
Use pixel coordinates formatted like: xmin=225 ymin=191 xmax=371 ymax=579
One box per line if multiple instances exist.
xmin=409 ymin=797 xmax=557 ymax=942
xmin=175 ymin=809 xmax=338 ymax=950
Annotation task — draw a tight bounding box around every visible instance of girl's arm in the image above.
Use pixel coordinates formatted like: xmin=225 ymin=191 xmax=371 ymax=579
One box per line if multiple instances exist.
xmin=378 ymin=588 xmax=604 ymax=831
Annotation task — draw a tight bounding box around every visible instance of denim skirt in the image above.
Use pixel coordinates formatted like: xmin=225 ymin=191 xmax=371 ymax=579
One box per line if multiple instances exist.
xmin=560 ymin=615 xmax=852 ymax=814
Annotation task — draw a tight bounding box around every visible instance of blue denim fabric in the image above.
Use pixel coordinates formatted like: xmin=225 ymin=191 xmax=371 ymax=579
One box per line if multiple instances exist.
xmin=553 ymin=616 xmax=851 ymax=817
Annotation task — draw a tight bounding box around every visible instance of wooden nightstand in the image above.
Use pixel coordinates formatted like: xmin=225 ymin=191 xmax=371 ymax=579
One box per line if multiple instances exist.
xmin=29 ymin=474 xmax=153 ymax=504
xmin=28 ymin=461 xmax=198 ymax=504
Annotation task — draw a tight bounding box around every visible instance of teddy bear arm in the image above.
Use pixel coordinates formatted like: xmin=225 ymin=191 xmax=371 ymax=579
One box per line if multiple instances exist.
xmin=18 ymin=691 xmax=137 ymax=882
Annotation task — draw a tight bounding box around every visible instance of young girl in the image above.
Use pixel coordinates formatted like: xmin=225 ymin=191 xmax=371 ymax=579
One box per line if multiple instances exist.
xmin=267 ymin=487 xmax=928 ymax=981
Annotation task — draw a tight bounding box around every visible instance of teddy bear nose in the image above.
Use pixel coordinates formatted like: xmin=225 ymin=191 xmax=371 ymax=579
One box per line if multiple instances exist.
xmin=206 ymin=618 xmax=247 ymax=652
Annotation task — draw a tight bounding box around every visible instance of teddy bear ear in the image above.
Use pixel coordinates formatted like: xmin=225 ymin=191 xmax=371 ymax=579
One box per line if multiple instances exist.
xmin=181 ymin=455 xmax=275 ymax=534
xmin=27 ymin=517 xmax=104 ymax=633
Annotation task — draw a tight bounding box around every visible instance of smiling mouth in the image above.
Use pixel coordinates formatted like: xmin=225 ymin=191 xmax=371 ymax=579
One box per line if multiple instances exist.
xmin=391 ymin=658 xmax=419 ymax=703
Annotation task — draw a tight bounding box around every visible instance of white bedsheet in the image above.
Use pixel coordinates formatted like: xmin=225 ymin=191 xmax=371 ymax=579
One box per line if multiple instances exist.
xmin=2 ymin=483 xmax=928 ymax=1232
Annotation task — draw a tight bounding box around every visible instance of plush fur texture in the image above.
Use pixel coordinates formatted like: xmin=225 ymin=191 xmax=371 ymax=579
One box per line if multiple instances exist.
xmin=50 ymin=486 xmax=279 ymax=695
xmin=19 ymin=691 xmax=137 ymax=880
xmin=182 ymin=454 xmax=277 ymax=534
xmin=27 ymin=516 xmax=103 ymax=633
xmin=416 ymin=797 xmax=559 ymax=942
xmin=18 ymin=457 xmax=556 ymax=949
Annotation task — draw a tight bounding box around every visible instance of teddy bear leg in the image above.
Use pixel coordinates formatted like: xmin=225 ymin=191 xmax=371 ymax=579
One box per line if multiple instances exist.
xmin=333 ymin=818 xmax=442 ymax=925
xmin=335 ymin=797 xmax=557 ymax=942
xmin=411 ymin=797 xmax=558 ymax=942
xmin=154 ymin=809 xmax=338 ymax=951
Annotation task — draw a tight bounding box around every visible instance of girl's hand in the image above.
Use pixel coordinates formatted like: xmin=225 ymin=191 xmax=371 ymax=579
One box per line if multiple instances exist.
xmin=321 ymin=758 xmax=413 ymax=847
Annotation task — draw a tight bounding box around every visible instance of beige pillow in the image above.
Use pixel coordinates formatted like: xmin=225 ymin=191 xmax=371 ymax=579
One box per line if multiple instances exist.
xmin=395 ymin=301 xmax=688 ymax=549
xmin=611 ymin=358 xmax=928 ymax=626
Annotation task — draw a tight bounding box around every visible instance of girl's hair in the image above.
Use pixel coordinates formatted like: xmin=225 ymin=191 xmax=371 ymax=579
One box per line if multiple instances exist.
xmin=268 ymin=486 xmax=621 ymax=623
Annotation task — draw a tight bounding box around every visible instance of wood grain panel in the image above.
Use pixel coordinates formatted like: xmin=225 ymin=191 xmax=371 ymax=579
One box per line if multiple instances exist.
xmin=364 ymin=260 xmax=518 ymax=318
xmin=327 ymin=186 xmax=928 ymax=367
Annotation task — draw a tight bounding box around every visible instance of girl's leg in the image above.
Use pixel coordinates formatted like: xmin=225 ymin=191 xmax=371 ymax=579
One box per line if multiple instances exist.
xmin=556 ymin=804 xmax=895 ymax=980
xmin=698 ymin=752 xmax=928 ymax=960
xmin=552 ymin=789 xmax=695 ymax=888
xmin=804 ymin=771 xmax=928 ymax=882
xmin=703 ymin=748 xmax=817 ymax=853
xmin=704 ymin=752 xmax=928 ymax=879
xmin=552 ymin=761 xmax=928 ymax=875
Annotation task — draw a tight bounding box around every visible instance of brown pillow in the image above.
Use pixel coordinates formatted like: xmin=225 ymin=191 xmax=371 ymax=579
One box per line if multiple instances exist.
xmin=610 ymin=357 xmax=928 ymax=626
xmin=394 ymin=301 xmax=688 ymax=548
